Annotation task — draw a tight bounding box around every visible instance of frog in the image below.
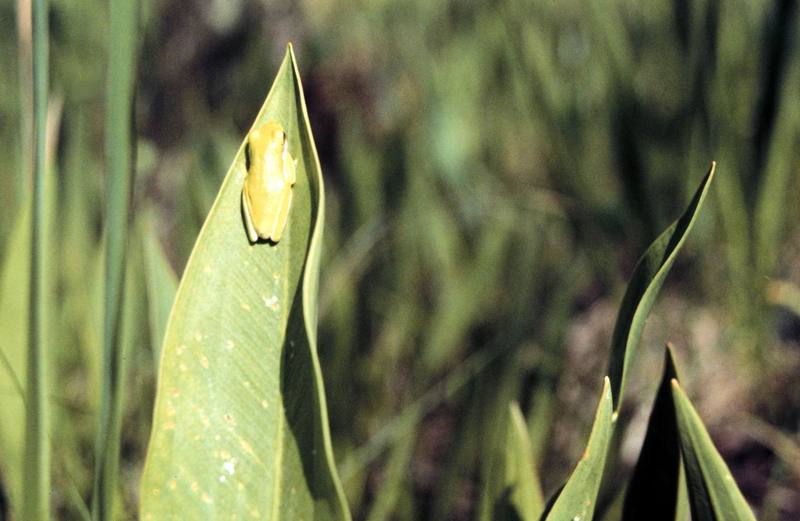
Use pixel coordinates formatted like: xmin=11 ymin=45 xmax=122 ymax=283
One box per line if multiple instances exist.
xmin=242 ymin=121 xmax=296 ymax=243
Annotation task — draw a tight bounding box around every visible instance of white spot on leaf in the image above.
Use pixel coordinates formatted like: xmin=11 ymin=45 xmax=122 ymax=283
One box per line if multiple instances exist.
xmin=263 ymin=295 xmax=279 ymax=311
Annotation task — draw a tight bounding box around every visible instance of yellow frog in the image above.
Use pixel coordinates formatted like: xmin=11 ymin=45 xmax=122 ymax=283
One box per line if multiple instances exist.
xmin=242 ymin=121 xmax=296 ymax=243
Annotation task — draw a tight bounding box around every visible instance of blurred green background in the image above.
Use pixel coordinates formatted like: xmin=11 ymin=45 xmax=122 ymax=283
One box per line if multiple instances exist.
xmin=1 ymin=0 xmax=799 ymax=519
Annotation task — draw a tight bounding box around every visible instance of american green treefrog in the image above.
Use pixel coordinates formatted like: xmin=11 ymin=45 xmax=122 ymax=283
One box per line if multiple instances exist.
xmin=242 ymin=121 xmax=296 ymax=243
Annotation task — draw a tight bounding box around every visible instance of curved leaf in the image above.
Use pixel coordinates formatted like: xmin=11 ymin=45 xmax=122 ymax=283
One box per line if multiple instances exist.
xmin=671 ymin=381 xmax=756 ymax=521
xmin=607 ymin=163 xmax=715 ymax=411
xmin=140 ymin=45 xmax=350 ymax=520
xmin=544 ymin=378 xmax=613 ymax=521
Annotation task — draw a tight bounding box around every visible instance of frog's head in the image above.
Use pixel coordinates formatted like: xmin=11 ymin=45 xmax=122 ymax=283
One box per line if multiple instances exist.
xmin=246 ymin=121 xmax=286 ymax=170
xmin=252 ymin=122 xmax=286 ymax=151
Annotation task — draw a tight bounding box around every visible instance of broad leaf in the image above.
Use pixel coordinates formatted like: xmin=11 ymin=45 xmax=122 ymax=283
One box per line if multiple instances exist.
xmin=607 ymin=163 xmax=715 ymax=411
xmin=544 ymin=378 xmax=613 ymax=521
xmin=671 ymin=381 xmax=756 ymax=521
xmin=140 ymin=45 xmax=350 ymax=520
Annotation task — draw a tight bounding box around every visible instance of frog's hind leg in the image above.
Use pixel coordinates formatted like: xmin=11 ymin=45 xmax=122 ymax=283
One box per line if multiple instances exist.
xmin=269 ymin=189 xmax=293 ymax=243
xmin=242 ymin=186 xmax=259 ymax=243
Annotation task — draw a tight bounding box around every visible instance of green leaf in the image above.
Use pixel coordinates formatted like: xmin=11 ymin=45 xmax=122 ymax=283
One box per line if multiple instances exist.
xmin=502 ymin=401 xmax=544 ymax=521
xmin=675 ymin=464 xmax=690 ymax=521
xmin=140 ymin=45 xmax=350 ymax=520
xmin=621 ymin=346 xmax=681 ymax=521
xmin=597 ymin=486 xmax=624 ymax=521
xmin=754 ymin=41 xmax=800 ymax=278
xmin=26 ymin=0 xmax=52 ymax=517
xmin=92 ymin=0 xmax=138 ymax=517
xmin=113 ymin=227 xmax=147 ymax=518
xmin=0 ymin=203 xmax=32 ymax=518
xmin=671 ymin=381 xmax=756 ymax=521
xmin=544 ymin=377 xmax=613 ymax=521
xmin=142 ymin=215 xmax=178 ymax=367
xmin=607 ymin=163 xmax=715 ymax=411
xmin=59 ymin=111 xmax=104 ymax=421
xmin=476 ymin=356 xmax=527 ymax=521
xmin=0 ymin=163 xmax=59 ymax=518
xmin=364 ymin=426 xmax=417 ymax=521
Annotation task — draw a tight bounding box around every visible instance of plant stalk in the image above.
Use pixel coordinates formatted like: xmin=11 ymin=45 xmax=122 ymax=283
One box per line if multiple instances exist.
xmin=23 ymin=0 xmax=50 ymax=519
xmin=91 ymin=0 xmax=138 ymax=519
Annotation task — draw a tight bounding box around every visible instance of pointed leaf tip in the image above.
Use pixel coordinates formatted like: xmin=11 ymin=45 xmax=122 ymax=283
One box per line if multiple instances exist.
xmin=672 ymin=380 xmax=755 ymax=521
xmin=607 ymin=164 xmax=715 ymax=412
xmin=140 ymin=50 xmax=350 ymax=520
xmin=544 ymin=378 xmax=613 ymax=521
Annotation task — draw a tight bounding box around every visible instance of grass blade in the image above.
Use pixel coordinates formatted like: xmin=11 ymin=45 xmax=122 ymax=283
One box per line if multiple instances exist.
xmin=544 ymin=378 xmax=613 ymax=521
xmin=0 ymin=204 xmax=32 ymax=518
xmin=140 ymin=45 xmax=350 ymax=520
xmin=143 ymin=215 xmax=178 ymax=368
xmin=365 ymin=427 xmax=417 ymax=521
xmin=0 ymin=173 xmax=57 ymax=518
xmin=671 ymin=381 xmax=756 ymax=521
xmin=607 ymin=163 xmax=715 ymax=411
xmin=91 ymin=0 xmax=138 ymax=518
xmin=753 ymin=4 xmax=800 ymax=278
xmin=23 ymin=0 xmax=50 ymax=517
xmin=502 ymin=401 xmax=544 ymax=521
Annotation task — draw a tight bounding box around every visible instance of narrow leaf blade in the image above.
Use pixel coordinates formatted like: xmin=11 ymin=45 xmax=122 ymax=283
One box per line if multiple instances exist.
xmin=608 ymin=163 xmax=715 ymax=411
xmin=142 ymin=215 xmax=178 ymax=367
xmin=0 ymin=203 xmax=32 ymax=518
xmin=503 ymin=401 xmax=544 ymax=521
xmin=671 ymin=381 xmax=756 ymax=521
xmin=545 ymin=378 xmax=613 ymax=521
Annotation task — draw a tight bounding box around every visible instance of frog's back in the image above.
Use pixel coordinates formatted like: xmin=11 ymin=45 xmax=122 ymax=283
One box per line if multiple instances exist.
xmin=242 ymin=121 xmax=296 ymax=242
